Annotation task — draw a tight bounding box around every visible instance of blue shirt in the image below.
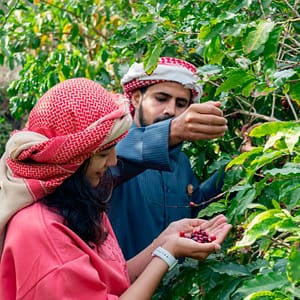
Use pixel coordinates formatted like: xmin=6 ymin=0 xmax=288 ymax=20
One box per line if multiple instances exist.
xmin=109 ymin=119 xmax=223 ymax=260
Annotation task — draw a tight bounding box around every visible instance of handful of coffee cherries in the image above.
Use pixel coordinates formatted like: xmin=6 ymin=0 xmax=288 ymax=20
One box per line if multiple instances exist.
xmin=179 ymin=229 xmax=216 ymax=243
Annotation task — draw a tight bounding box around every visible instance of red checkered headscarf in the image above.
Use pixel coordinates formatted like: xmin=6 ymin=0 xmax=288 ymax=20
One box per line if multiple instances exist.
xmin=0 ymin=78 xmax=132 ymax=248
xmin=121 ymin=57 xmax=203 ymax=102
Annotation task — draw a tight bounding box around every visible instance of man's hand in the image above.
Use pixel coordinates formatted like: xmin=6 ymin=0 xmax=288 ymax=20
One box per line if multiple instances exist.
xmin=170 ymin=101 xmax=228 ymax=147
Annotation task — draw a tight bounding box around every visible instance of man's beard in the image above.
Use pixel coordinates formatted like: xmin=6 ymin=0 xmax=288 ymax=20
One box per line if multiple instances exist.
xmin=138 ymin=105 xmax=173 ymax=127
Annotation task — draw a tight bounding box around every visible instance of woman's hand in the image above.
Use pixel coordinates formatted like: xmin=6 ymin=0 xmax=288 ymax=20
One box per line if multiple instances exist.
xmin=156 ymin=215 xmax=232 ymax=260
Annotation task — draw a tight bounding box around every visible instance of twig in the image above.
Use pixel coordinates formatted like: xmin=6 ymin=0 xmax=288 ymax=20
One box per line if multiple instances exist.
xmin=226 ymin=110 xmax=279 ymax=122
xmin=258 ymin=0 xmax=266 ymax=19
xmin=285 ymin=93 xmax=299 ymax=120
xmin=271 ymin=92 xmax=276 ymax=118
xmin=2 ymin=0 xmax=20 ymax=26
xmin=283 ymin=0 xmax=300 ymax=18
xmin=280 ymin=41 xmax=300 ymax=55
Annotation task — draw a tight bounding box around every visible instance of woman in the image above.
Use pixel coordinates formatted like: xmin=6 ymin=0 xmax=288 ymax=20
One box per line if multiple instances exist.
xmin=0 ymin=78 xmax=231 ymax=299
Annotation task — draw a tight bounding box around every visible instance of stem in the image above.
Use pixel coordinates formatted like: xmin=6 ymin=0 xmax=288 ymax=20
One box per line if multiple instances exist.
xmin=258 ymin=0 xmax=266 ymax=19
xmin=283 ymin=0 xmax=300 ymax=18
xmin=271 ymin=237 xmax=291 ymax=249
xmin=285 ymin=93 xmax=299 ymax=120
xmin=280 ymin=41 xmax=300 ymax=55
xmin=225 ymin=109 xmax=279 ymax=122
xmin=271 ymin=92 xmax=276 ymax=118
xmin=2 ymin=0 xmax=20 ymax=26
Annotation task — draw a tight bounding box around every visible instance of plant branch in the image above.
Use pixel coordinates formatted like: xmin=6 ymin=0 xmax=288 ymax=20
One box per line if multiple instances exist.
xmin=280 ymin=41 xmax=300 ymax=55
xmin=285 ymin=93 xmax=299 ymax=120
xmin=258 ymin=0 xmax=266 ymax=19
xmin=3 ymin=0 xmax=20 ymax=26
xmin=283 ymin=0 xmax=300 ymax=18
xmin=271 ymin=92 xmax=276 ymax=118
xmin=228 ymin=110 xmax=279 ymax=122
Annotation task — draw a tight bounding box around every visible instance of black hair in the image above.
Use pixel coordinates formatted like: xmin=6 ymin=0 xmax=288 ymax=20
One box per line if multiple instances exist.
xmin=139 ymin=86 xmax=149 ymax=95
xmin=40 ymin=159 xmax=113 ymax=246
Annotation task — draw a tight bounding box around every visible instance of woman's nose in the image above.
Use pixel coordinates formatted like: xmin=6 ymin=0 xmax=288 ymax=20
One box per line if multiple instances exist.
xmin=106 ymin=148 xmax=117 ymax=167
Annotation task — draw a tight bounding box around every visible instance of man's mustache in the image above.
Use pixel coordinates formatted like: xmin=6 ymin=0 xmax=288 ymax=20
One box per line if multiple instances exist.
xmin=153 ymin=114 xmax=173 ymax=123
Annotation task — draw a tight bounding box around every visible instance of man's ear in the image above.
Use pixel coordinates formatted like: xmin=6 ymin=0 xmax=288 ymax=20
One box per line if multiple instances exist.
xmin=131 ymin=90 xmax=142 ymax=108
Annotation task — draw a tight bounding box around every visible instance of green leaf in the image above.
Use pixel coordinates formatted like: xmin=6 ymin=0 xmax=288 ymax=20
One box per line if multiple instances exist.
xmin=285 ymin=130 xmax=300 ymax=154
xmin=197 ymin=64 xmax=222 ymax=78
xmin=243 ymin=20 xmax=274 ymax=54
xmin=250 ymin=121 xmax=300 ymax=138
xmin=264 ymin=164 xmax=300 ymax=176
xmin=244 ymin=290 xmax=279 ymax=300
xmin=203 ymin=35 xmax=225 ymax=64
xmin=290 ymin=81 xmax=300 ymax=106
xmin=263 ymin=27 xmax=282 ymax=73
xmin=144 ymin=42 xmax=162 ymax=75
xmin=225 ymin=147 xmax=263 ymax=170
xmin=272 ymin=69 xmax=296 ymax=87
xmin=276 ymin=218 xmax=300 ymax=233
xmin=209 ymin=262 xmax=251 ymax=276
xmin=250 ymin=150 xmax=285 ymax=169
xmin=234 ymin=272 xmax=288 ymax=296
xmin=236 ymin=209 xmax=285 ymax=247
xmin=215 ymin=69 xmax=254 ymax=96
xmin=197 ymin=202 xmax=227 ymax=218
xmin=287 ymin=245 xmax=300 ymax=284
xmin=136 ymin=22 xmax=156 ymax=41
xmin=227 ymin=186 xmax=256 ymax=221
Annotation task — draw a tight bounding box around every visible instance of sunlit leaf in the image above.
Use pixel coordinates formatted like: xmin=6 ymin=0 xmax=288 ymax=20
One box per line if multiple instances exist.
xmin=144 ymin=42 xmax=162 ymax=75
xmin=225 ymin=147 xmax=263 ymax=170
xmin=236 ymin=209 xmax=285 ymax=247
xmin=244 ymin=20 xmax=274 ymax=54
xmin=272 ymin=69 xmax=296 ymax=87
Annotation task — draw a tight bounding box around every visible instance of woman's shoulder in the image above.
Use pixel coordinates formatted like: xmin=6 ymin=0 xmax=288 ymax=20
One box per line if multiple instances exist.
xmin=5 ymin=202 xmax=91 ymax=264
xmin=8 ymin=202 xmax=62 ymax=232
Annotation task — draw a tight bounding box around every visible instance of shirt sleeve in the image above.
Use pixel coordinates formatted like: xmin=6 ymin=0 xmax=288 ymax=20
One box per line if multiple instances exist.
xmin=116 ymin=120 xmax=173 ymax=170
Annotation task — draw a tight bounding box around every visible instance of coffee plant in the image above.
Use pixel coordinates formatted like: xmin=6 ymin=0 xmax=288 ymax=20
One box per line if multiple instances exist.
xmin=0 ymin=0 xmax=299 ymax=298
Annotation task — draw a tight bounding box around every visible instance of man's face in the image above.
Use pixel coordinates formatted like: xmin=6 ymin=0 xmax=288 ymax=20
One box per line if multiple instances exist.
xmin=131 ymin=82 xmax=192 ymax=127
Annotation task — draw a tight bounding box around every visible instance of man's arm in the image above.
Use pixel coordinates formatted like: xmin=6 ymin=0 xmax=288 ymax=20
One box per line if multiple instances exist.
xmin=111 ymin=120 xmax=182 ymax=185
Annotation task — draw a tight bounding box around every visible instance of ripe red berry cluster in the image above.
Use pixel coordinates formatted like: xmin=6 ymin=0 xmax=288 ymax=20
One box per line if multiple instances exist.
xmin=179 ymin=229 xmax=216 ymax=243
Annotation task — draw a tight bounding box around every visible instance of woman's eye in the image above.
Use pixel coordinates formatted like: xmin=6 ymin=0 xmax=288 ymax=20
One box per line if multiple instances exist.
xmin=95 ymin=152 xmax=108 ymax=158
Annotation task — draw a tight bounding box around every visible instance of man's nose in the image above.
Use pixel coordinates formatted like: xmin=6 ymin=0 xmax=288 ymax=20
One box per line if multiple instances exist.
xmin=162 ymin=99 xmax=176 ymax=116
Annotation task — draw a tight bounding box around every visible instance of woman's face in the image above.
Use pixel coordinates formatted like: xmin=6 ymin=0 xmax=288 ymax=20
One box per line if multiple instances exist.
xmin=85 ymin=147 xmax=117 ymax=187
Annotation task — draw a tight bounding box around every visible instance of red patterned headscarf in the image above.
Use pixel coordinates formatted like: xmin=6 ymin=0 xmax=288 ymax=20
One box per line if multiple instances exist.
xmin=121 ymin=57 xmax=203 ymax=102
xmin=0 ymin=78 xmax=132 ymax=252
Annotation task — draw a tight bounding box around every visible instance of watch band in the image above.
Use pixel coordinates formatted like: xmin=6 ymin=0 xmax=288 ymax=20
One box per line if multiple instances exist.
xmin=152 ymin=246 xmax=178 ymax=271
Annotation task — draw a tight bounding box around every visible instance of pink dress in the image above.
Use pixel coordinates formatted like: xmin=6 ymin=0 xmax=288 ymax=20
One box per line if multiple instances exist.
xmin=0 ymin=202 xmax=130 ymax=300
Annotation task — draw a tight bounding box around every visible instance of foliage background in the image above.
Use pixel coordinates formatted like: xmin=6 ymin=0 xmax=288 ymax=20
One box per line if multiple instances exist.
xmin=1 ymin=0 xmax=299 ymax=299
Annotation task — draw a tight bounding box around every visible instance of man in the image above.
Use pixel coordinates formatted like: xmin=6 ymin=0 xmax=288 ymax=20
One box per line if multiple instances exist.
xmin=109 ymin=57 xmax=228 ymax=260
